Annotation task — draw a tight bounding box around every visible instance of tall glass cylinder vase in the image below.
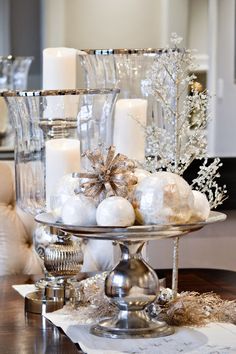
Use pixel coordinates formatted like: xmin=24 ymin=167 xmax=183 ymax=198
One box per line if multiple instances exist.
xmin=0 ymin=55 xmax=33 ymax=90
xmin=0 ymin=56 xmax=33 ymax=148
xmin=2 ymin=88 xmax=119 ymax=215
xmin=78 ymin=49 xmax=165 ymax=163
xmin=78 ymin=49 xmax=179 ymax=294
xmin=1 ymin=88 xmax=119 ymax=311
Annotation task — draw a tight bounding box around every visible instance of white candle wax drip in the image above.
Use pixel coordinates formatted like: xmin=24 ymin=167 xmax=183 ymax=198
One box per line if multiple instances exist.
xmin=45 ymin=138 xmax=80 ymax=211
xmin=113 ymin=99 xmax=147 ymax=161
xmin=43 ymin=47 xmax=77 ymax=89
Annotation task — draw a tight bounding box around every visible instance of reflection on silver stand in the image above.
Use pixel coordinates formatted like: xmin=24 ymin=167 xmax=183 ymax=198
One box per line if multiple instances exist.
xmin=25 ymin=227 xmax=83 ymax=314
xmin=91 ymin=240 xmax=173 ymax=338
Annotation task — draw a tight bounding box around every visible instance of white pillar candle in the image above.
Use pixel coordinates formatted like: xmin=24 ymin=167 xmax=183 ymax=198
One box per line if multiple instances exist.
xmin=113 ymin=99 xmax=147 ymax=161
xmin=45 ymin=138 xmax=80 ymax=211
xmin=42 ymin=47 xmax=78 ymax=127
xmin=43 ymin=47 xmax=77 ymax=89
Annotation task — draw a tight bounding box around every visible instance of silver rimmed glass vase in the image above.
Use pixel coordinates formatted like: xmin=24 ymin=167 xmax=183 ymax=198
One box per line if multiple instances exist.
xmin=0 ymin=56 xmax=33 ymax=148
xmin=1 ymin=88 xmax=119 ymax=312
xmin=78 ymin=49 xmax=181 ymax=294
xmin=0 ymin=55 xmax=33 ymax=90
xmin=2 ymin=88 xmax=119 ymax=215
xmin=78 ymin=49 xmax=164 ymax=162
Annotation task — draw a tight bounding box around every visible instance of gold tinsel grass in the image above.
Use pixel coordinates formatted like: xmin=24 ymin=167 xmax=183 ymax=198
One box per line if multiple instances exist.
xmin=158 ymin=291 xmax=236 ymax=326
xmin=70 ymin=273 xmax=236 ymax=326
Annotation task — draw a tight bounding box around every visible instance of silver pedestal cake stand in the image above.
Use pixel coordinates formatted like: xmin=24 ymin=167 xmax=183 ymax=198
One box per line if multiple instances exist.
xmin=35 ymin=211 xmax=226 ymax=339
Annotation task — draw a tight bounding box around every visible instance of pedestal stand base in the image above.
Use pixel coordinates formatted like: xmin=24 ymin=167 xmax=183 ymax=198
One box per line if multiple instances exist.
xmin=24 ymin=281 xmax=66 ymax=314
xmin=25 ymin=291 xmax=65 ymax=314
xmin=91 ymin=310 xmax=174 ymax=339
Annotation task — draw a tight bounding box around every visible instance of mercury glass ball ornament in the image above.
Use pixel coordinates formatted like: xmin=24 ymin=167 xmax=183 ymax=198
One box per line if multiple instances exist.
xmin=157 ymin=287 xmax=174 ymax=305
xmin=191 ymin=190 xmax=210 ymax=222
xmin=132 ymin=172 xmax=194 ymax=225
xmin=96 ymin=196 xmax=135 ymax=227
xmin=61 ymin=194 xmax=97 ymax=226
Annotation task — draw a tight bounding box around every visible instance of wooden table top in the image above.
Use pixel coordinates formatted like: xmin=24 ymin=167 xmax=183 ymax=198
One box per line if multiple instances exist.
xmin=0 ymin=269 xmax=235 ymax=354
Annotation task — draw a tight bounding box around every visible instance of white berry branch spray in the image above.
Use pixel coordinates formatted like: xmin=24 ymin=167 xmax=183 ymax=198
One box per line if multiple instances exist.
xmin=143 ymin=33 xmax=227 ymax=297
xmin=191 ymin=158 xmax=228 ymax=209
xmin=144 ymin=33 xmax=227 ymax=208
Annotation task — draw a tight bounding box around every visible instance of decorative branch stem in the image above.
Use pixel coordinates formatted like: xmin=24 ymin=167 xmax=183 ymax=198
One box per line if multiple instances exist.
xmin=172 ymin=236 xmax=179 ymax=297
xmin=145 ymin=34 xmax=227 ymax=296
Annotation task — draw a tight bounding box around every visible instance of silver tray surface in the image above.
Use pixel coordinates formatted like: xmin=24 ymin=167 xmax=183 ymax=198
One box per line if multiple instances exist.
xmin=35 ymin=211 xmax=226 ymax=241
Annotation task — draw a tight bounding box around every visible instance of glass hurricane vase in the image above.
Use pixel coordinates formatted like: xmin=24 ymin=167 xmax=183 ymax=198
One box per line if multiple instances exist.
xmin=0 ymin=56 xmax=33 ymax=148
xmin=78 ymin=49 xmax=181 ymax=295
xmin=78 ymin=49 xmax=167 ymax=162
xmin=1 ymin=88 xmax=119 ymax=312
xmin=2 ymin=88 xmax=119 ymax=215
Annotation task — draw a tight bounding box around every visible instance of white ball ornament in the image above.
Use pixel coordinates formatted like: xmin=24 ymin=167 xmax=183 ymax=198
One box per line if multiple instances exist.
xmin=134 ymin=168 xmax=151 ymax=183
xmin=54 ymin=173 xmax=80 ymax=196
xmin=96 ymin=196 xmax=135 ymax=227
xmin=50 ymin=173 xmax=81 ymax=218
xmin=132 ymin=171 xmax=194 ymax=224
xmin=191 ymin=190 xmax=210 ymax=222
xmin=61 ymin=194 xmax=97 ymax=226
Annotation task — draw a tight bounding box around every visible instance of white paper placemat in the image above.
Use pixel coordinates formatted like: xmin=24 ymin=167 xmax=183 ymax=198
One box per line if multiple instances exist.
xmin=12 ymin=285 xmax=236 ymax=353
xmin=44 ymin=306 xmax=236 ymax=354
xmin=12 ymin=284 xmax=36 ymax=297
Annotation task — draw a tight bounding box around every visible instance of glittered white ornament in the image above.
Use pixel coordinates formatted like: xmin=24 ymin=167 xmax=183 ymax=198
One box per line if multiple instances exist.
xmin=190 ymin=190 xmax=210 ymax=222
xmin=50 ymin=174 xmax=81 ymax=218
xmin=132 ymin=172 xmax=194 ymax=225
xmin=55 ymin=173 xmax=80 ymax=195
xmin=134 ymin=168 xmax=151 ymax=183
xmin=96 ymin=196 xmax=135 ymax=227
xmin=61 ymin=195 xmax=97 ymax=226
xmin=157 ymin=287 xmax=174 ymax=305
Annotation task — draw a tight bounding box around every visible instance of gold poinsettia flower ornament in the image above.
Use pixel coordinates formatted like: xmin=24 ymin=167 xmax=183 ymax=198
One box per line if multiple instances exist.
xmin=73 ymin=146 xmax=138 ymax=199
